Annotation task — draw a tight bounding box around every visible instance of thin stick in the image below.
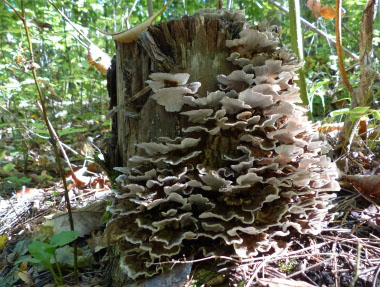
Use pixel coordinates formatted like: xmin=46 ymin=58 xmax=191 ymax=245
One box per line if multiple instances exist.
xmin=1 ymin=0 xmax=78 ymax=280
xmin=286 ymin=257 xmax=334 ymax=279
xmin=373 ymin=264 xmax=380 ymax=287
xmin=147 ymin=0 xmax=153 ymax=17
xmin=126 ymin=0 xmax=139 ymax=22
xmin=350 ymin=240 xmax=362 ymax=287
xmin=47 ymin=0 xmax=93 ymax=46
xmin=335 ymin=0 xmax=354 ymax=94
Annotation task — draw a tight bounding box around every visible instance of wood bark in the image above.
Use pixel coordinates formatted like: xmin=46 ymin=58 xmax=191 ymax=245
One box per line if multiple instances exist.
xmin=106 ymin=15 xmax=243 ymax=286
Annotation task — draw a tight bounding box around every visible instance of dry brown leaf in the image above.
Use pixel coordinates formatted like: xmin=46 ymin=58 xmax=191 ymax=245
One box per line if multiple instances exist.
xmin=258 ymin=278 xmax=315 ymax=287
xmin=45 ymin=200 xmax=107 ymax=236
xmin=320 ymin=6 xmax=345 ymax=20
xmin=71 ymin=166 xmax=91 ymax=188
xmin=345 ymin=175 xmax=380 ymax=198
xmin=19 ymin=261 xmax=28 ymax=272
xmin=358 ymin=119 xmax=368 ymax=141
xmin=307 ymin=0 xmax=321 ymax=18
xmin=321 ymin=6 xmax=337 ymax=19
xmin=87 ymin=44 xmax=112 ymax=75
xmin=87 ymin=231 xmax=107 ymax=253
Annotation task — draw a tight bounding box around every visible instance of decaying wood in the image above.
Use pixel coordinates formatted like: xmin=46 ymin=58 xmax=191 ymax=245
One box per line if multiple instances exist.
xmin=106 ymin=15 xmax=243 ymax=286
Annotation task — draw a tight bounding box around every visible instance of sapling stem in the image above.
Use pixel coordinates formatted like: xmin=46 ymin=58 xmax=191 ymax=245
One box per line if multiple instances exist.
xmin=1 ymin=0 xmax=78 ymax=281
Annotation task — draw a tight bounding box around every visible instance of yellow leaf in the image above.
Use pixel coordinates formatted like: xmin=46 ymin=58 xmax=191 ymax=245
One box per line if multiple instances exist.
xmin=0 ymin=235 xmax=8 ymax=249
xmin=18 ymin=271 xmax=33 ymax=284
xmin=19 ymin=261 xmax=28 ymax=272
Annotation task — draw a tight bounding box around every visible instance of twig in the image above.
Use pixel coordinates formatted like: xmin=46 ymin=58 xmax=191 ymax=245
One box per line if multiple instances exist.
xmin=47 ymin=0 xmax=93 ymax=47
xmin=147 ymin=0 xmax=153 ymax=17
xmin=286 ymin=257 xmax=334 ymax=279
xmin=151 ymin=255 xmax=241 ymax=265
xmin=333 ymin=240 xmax=339 ymax=286
xmin=246 ymin=256 xmax=270 ymax=286
xmin=126 ymin=0 xmax=139 ymax=23
xmin=127 ymin=86 xmax=152 ymax=103
xmin=345 ymin=118 xmax=360 ymax=152
xmin=349 ymin=240 xmax=362 ymax=287
xmin=373 ymin=264 xmax=380 ymax=287
xmin=335 ymin=0 xmax=354 ymax=94
xmin=342 ymin=23 xmax=360 ymax=42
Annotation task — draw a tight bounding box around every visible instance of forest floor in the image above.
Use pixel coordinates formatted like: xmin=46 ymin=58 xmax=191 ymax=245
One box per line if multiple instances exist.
xmin=1 ymin=128 xmax=380 ymax=287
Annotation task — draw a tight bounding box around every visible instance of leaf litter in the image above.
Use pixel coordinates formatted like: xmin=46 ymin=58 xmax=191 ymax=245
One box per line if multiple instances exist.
xmin=0 ymin=111 xmax=380 ymax=287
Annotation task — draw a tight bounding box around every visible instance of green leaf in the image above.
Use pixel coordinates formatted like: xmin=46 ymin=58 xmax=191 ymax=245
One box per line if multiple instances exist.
xmin=2 ymin=163 xmax=15 ymax=173
xmin=331 ymin=108 xmax=349 ymax=117
xmin=371 ymin=110 xmax=380 ymax=120
xmin=28 ymin=241 xmax=52 ymax=266
xmin=17 ymin=177 xmax=32 ymax=184
xmin=349 ymin=106 xmax=370 ymax=114
xmin=58 ymin=128 xmax=88 ymax=137
xmin=50 ymin=231 xmax=78 ymax=247
xmin=15 ymin=256 xmax=41 ymax=264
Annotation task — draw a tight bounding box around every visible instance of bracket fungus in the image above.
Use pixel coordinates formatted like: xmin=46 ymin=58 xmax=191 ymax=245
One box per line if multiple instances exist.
xmin=105 ymin=10 xmax=339 ymax=280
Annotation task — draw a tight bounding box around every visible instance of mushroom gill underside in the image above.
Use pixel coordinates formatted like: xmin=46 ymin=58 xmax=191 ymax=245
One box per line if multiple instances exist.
xmin=105 ymin=14 xmax=340 ymax=280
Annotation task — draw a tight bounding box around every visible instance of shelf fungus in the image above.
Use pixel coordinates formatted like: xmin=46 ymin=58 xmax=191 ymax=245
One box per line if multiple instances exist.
xmin=105 ymin=13 xmax=340 ymax=280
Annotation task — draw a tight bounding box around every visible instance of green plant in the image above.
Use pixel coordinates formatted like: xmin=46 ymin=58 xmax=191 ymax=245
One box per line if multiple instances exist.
xmin=23 ymin=231 xmax=78 ymax=286
xmin=278 ymin=258 xmax=297 ymax=273
xmin=331 ymin=106 xmax=380 ymax=122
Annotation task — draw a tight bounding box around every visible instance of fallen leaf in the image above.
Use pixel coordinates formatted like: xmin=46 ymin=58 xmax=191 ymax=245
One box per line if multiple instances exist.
xmin=0 ymin=235 xmax=7 ymax=249
xmin=45 ymin=200 xmax=107 ymax=237
xmin=345 ymin=175 xmax=380 ymax=198
xmin=318 ymin=124 xmax=343 ymax=134
xmin=359 ymin=205 xmax=380 ymax=232
xmin=71 ymin=166 xmax=91 ymax=188
xmin=258 ymin=278 xmax=315 ymax=287
xmin=18 ymin=270 xmax=33 ymax=285
xmin=19 ymin=261 xmax=28 ymax=272
xmin=307 ymin=0 xmax=321 ymax=18
xmin=55 ymin=245 xmax=94 ymax=268
xmin=87 ymin=162 xmax=101 ymax=173
xmin=87 ymin=231 xmax=107 ymax=253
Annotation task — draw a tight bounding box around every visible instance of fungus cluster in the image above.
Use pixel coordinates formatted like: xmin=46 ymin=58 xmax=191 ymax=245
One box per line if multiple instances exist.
xmin=105 ymin=12 xmax=339 ymax=280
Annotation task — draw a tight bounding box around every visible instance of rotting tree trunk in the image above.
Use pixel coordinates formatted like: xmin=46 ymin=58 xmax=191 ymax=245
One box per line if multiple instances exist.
xmin=106 ymin=15 xmax=243 ymax=287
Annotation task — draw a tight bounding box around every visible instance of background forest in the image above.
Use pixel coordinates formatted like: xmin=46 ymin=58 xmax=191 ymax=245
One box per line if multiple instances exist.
xmin=0 ymin=0 xmax=379 ymax=286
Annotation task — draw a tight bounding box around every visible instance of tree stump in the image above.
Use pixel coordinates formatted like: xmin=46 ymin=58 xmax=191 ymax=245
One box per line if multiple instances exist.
xmin=105 ymin=9 xmax=339 ymax=287
xmin=106 ymin=12 xmax=244 ymax=287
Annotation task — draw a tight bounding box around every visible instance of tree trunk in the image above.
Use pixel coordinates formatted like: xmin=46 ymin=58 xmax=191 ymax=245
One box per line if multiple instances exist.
xmin=106 ymin=14 xmax=243 ymax=287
